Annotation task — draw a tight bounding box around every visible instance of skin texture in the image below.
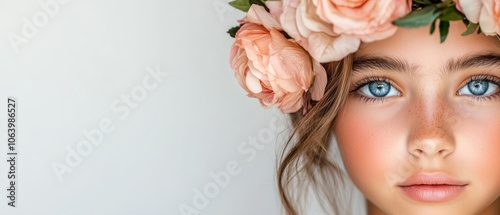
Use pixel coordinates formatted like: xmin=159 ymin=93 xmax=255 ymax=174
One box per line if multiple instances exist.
xmin=333 ymin=21 xmax=500 ymax=215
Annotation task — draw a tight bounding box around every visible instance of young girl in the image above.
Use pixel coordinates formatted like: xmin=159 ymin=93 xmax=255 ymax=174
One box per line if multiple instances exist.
xmin=228 ymin=0 xmax=500 ymax=214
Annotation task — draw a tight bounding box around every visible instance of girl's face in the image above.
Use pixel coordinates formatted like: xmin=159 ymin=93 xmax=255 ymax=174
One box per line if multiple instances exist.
xmin=333 ymin=22 xmax=500 ymax=215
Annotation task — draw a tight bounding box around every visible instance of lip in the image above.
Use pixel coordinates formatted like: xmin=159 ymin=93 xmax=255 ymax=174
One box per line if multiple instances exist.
xmin=398 ymin=173 xmax=468 ymax=203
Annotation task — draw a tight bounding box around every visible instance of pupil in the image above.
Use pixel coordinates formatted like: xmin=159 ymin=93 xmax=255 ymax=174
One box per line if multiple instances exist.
xmin=369 ymin=81 xmax=391 ymax=97
xmin=468 ymin=80 xmax=488 ymax=96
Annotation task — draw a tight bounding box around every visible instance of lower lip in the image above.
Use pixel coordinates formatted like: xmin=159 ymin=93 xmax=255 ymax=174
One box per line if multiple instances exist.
xmin=399 ymin=185 xmax=466 ymax=202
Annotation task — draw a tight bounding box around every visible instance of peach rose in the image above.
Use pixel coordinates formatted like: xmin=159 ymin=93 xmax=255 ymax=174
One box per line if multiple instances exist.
xmin=455 ymin=0 xmax=500 ymax=35
xmin=280 ymin=0 xmax=360 ymax=62
xmin=314 ymin=0 xmax=412 ymax=42
xmin=230 ymin=4 xmax=327 ymax=113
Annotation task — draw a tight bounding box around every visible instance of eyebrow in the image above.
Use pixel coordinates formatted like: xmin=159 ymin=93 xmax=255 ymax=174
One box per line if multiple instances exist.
xmin=352 ymin=56 xmax=414 ymax=75
xmin=446 ymin=53 xmax=500 ymax=72
xmin=352 ymin=53 xmax=500 ymax=75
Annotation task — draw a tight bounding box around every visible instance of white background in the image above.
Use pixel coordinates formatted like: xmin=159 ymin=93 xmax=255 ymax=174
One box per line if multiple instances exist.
xmin=0 ymin=0 xmax=291 ymax=214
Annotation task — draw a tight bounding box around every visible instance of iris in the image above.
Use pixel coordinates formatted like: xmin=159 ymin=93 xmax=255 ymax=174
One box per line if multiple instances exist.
xmin=368 ymin=81 xmax=391 ymax=97
xmin=467 ymin=80 xmax=489 ymax=96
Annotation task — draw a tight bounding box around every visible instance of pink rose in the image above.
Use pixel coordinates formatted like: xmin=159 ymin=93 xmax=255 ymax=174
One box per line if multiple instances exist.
xmin=230 ymin=5 xmax=327 ymax=113
xmin=455 ymin=0 xmax=500 ymax=35
xmin=314 ymin=0 xmax=412 ymax=42
xmin=280 ymin=0 xmax=361 ymax=62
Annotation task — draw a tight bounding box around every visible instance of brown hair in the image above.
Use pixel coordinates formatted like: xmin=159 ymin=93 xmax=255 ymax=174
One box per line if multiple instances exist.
xmin=278 ymin=55 xmax=354 ymax=215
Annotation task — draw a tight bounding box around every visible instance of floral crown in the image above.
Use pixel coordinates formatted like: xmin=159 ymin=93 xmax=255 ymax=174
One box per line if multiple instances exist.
xmin=228 ymin=0 xmax=500 ymax=114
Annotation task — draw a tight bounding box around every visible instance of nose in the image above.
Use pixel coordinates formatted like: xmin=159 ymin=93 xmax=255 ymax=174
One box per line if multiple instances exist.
xmin=407 ymin=98 xmax=456 ymax=158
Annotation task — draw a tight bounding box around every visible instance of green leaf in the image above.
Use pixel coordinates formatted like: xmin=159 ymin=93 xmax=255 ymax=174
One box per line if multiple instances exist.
xmin=439 ymin=6 xmax=465 ymax=21
xmin=430 ymin=20 xmax=436 ymax=34
xmin=435 ymin=0 xmax=455 ymax=9
xmin=227 ymin=25 xmax=241 ymax=38
xmin=462 ymin=18 xmax=470 ymax=26
xmin=228 ymin=0 xmax=252 ymax=12
xmin=393 ymin=5 xmax=441 ymax=28
xmin=461 ymin=22 xmax=479 ymax=36
xmin=413 ymin=0 xmax=433 ymax=5
xmin=439 ymin=20 xmax=450 ymax=43
xmin=228 ymin=0 xmax=268 ymax=12
xmin=250 ymin=0 xmax=265 ymax=6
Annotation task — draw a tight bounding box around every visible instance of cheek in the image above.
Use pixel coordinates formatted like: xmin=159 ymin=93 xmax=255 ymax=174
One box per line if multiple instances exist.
xmin=333 ymin=99 xmax=407 ymax=192
xmin=334 ymin=98 xmax=500 ymax=209
xmin=456 ymin=107 xmax=500 ymax=191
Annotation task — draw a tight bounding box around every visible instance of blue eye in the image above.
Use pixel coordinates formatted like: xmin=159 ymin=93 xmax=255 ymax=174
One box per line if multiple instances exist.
xmin=458 ymin=79 xmax=498 ymax=96
xmin=359 ymin=80 xmax=400 ymax=98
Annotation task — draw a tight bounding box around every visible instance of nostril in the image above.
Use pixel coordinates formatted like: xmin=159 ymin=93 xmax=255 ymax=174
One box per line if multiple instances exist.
xmin=409 ymin=140 xmax=455 ymax=158
xmin=413 ymin=149 xmax=424 ymax=156
xmin=438 ymin=149 xmax=447 ymax=156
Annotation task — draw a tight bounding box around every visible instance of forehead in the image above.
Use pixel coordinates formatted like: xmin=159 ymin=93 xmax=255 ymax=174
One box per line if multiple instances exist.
xmin=355 ymin=22 xmax=500 ymax=63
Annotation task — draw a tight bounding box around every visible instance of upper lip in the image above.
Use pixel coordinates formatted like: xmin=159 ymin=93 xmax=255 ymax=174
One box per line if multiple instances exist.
xmin=398 ymin=172 xmax=468 ymax=187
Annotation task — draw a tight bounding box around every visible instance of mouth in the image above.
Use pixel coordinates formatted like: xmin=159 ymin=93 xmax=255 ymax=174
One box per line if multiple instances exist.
xmin=398 ymin=173 xmax=468 ymax=203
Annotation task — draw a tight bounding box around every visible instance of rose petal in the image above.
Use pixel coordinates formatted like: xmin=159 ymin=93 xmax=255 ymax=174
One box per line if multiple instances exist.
xmin=246 ymin=71 xmax=263 ymax=93
xmin=279 ymin=91 xmax=304 ymax=113
xmin=478 ymin=0 xmax=500 ymax=35
xmin=297 ymin=0 xmax=335 ymax=35
xmin=266 ymin=1 xmax=284 ymax=22
xmin=306 ymin=33 xmax=360 ymax=62
xmin=458 ymin=0 xmax=483 ymax=23
xmin=276 ymin=78 xmax=302 ymax=92
xmin=246 ymin=5 xmax=283 ymax=31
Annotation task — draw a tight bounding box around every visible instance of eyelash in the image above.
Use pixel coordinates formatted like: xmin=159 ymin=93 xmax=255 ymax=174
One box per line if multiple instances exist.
xmin=459 ymin=74 xmax=500 ymax=102
xmin=350 ymin=74 xmax=500 ymax=103
xmin=350 ymin=76 xmax=397 ymax=104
